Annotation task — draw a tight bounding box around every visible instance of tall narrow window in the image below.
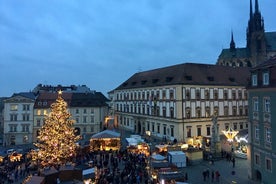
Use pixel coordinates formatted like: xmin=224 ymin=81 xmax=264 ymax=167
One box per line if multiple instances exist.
xmin=264 ymin=98 xmax=270 ymax=113
xmin=253 ymin=98 xmax=259 ymax=111
xmin=255 ymin=126 xmax=259 ymax=140
xmin=263 ymin=72 xmax=269 ymax=85
xmin=265 ymin=127 xmax=271 ymax=143
xmin=252 ymin=74 xmax=257 ymax=86
xmin=187 ymin=126 xmax=192 ymax=137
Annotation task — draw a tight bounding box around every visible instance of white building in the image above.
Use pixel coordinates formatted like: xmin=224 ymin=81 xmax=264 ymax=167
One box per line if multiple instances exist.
xmin=3 ymin=92 xmax=35 ymax=146
xmin=113 ymin=63 xmax=250 ymax=146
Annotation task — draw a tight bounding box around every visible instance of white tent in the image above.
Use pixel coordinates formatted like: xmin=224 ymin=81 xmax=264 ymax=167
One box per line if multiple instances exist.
xmin=151 ymin=154 xmax=166 ymax=161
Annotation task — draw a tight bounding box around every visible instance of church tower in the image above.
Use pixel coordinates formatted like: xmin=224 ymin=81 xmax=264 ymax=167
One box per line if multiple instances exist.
xmin=246 ymin=0 xmax=266 ymax=66
xmin=216 ymin=0 xmax=276 ymax=68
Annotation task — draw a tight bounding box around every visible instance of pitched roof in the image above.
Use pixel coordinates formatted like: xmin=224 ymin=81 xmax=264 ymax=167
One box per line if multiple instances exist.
xmin=115 ymin=63 xmax=250 ymax=90
xmin=12 ymin=92 xmax=36 ymax=100
xmin=218 ymin=48 xmax=249 ymax=60
xmin=70 ymin=92 xmax=109 ymax=107
xmin=91 ymin=129 xmax=120 ymax=139
xmin=34 ymin=92 xmax=72 ymax=108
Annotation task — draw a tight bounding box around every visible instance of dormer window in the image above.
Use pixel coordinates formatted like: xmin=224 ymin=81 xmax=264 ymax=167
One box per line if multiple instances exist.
xmin=263 ymin=72 xmax=269 ymax=85
xmin=252 ymin=74 xmax=257 ymax=86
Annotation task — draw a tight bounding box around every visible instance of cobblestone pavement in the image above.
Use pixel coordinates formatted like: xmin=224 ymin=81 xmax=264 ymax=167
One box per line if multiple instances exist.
xmin=182 ymin=158 xmax=260 ymax=184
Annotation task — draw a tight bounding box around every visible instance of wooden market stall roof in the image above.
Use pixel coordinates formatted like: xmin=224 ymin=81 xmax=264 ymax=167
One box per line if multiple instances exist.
xmin=91 ymin=129 xmax=120 ymax=139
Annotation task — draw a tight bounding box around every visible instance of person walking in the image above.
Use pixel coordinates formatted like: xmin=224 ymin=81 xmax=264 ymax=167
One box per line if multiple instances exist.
xmin=211 ymin=170 xmax=215 ymax=182
xmin=215 ymin=170 xmax=220 ymax=182
xmin=232 ymin=157 xmax=236 ymax=168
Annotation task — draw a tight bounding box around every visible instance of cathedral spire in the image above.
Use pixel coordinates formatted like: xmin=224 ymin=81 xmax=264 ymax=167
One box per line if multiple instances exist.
xmin=255 ymin=0 xmax=259 ymax=13
xmin=230 ymin=31 xmax=236 ymax=52
xmin=250 ymin=0 xmax=253 ymax=19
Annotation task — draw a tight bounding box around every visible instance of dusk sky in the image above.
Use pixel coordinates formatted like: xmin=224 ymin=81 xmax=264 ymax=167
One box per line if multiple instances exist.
xmin=1 ymin=0 xmax=276 ymax=97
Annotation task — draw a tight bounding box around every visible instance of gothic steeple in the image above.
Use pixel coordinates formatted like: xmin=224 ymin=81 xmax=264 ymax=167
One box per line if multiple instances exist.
xmin=230 ymin=31 xmax=236 ymax=52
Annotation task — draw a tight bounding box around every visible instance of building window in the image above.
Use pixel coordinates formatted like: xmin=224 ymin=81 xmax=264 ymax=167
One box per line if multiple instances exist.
xmin=252 ymin=74 xmax=257 ymax=86
xmin=163 ymin=126 xmax=167 ymax=135
xmin=186 ymin=89 xmax=190 ymax=100
xmin=196 ymin=89 xmax=200 ymax=100
xmin=9 ymin=124 xmax=17 ymax=132
xmin=255 ymin=126 xmax=259 ymax=140
xmin=22 ymin=114 xmax=30 ymax=121
xmin=23 ymin=104 xmax=30 ymax=111
xmin=162 ymin=90 xmax=166 ymax=100
xmin=157 ymin=124 xmax=160 ymax=134
xmin=10 ymin=104 xmax=18 ymax=111
xmin=239 ymin=123 xmax=243 ymax=130
xmin=263 ymin=72 xmax=269 ymax=85
xmin=205 ymin=90 xmax=209 ymax=100
xmin=83 ymin=109 xmax=87 ymax=114
xmin=83 ymin=116 xmax=87 ymax=123
xmin=253 ymin=98 xmax=259 ymax=111
xmin=205 ymin=107 xmax=210 ymax=117
xmin=156 ymin=106 xmax=160 ymax=116
xmin=255 ymin=154 xmax=260 ymax=165
xmin=196 ymin=107 xmax=201 ymax=118
xmin=265 ymin=127 xmax=271 ymax=143
xmin=238 ymin=90 xmax=242 ymax=99
xmin=170 ymin=126 xmax=174 ymax=137
xmin=187 ymin=126 xmax=192 ymax=138
xmin=233 ymin=123 xmax=237 ymax=130
xmin=223 ymin=90 xmax=228 ymax=100
xmin=156 ymin=91 xmax=160 ymax=100
xmin=224 ymin=106 xmax=229 ymax=116
xmin=266 ymin=158 xmax=272 ymax=172
xmin=170 ymin=107 xmax=174 ymax=118
xmin=186 ymin=108 xmax=191 ymax=119
xmin=10 ymin=114 xmax=17 ymax=121
xmin=264 ymin=98 xmax=270 ymax=113
xmin=152 ymin=123 xmax=155 ymax=133
xmin=169 ymin=90 xmax=174 ymax=100
xmin=89 ymin=114 xmax=94 ymax=122
xmin=232 ymin=90 xmax=236 ymax=100
xmin=22 ymin=124 xmax=29 ymax=132
xmin=162 ymin=107 xmax=166 ymax=117
xmin=197 ymin=127 xmax=201 ymax=136
xmin=206 ymin=126 xmax=211 ymax=136
xmin=36 ymin=119 xmax=41 ymax=127
xmin=239 ymin=107 xmax=243 ymax=115
xmin=76 ymin=109 xmax=79 ymax=114
xmin=214 ymin=90 xmax=218 ymax=100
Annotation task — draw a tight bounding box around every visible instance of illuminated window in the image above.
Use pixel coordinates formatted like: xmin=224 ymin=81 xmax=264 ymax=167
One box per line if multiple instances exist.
xmin=10 ymin=104 xmax=18 ymax=111
xmin=37 ymin=110 xmax=41 ymax=115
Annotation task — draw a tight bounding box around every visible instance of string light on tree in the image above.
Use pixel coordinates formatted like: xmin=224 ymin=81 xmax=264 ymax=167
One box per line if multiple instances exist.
xmin=34 ymin=90 xmax=80 ymax=167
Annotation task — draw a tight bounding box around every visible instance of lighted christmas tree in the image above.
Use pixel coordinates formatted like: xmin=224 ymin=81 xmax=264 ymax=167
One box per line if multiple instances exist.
xmin=34 ymin=90 xmax=80 ymax=167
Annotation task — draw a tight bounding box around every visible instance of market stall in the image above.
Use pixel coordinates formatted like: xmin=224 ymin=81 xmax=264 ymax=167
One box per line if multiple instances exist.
xmin=90 ymin=130 xmax=121 ymax=151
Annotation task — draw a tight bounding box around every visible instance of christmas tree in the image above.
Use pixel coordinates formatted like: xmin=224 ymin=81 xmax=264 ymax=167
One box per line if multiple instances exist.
xmin=34 ymin=90 xmax=80 ymax=167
